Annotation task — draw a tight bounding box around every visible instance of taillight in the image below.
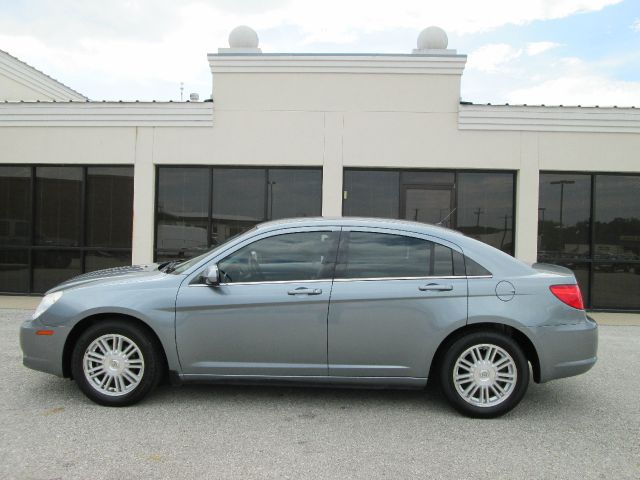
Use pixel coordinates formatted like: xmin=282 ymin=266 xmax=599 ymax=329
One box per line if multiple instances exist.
xmin=549 ymin=284 xmax=584 ymax=310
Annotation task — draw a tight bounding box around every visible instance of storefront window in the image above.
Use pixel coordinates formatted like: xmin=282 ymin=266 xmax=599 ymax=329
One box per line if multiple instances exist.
xmin=155 ymin=167 xmax=322 ymax=261
xmin=539 ymin=173 xmax=640 ymax=310
xmin=343 ymin=169 xmax=516 ymax=255
xmin=0 ymin=165 xmax=134 ymax=293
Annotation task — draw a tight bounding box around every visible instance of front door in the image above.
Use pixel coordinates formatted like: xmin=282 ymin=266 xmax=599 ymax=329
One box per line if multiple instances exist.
xmin=403 ymin=186 xmax=454 ymax=227
xmin=175 ymin=229 xmax=340 ymax=377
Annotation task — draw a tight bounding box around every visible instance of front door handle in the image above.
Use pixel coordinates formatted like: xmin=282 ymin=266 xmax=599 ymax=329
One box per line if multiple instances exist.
xmin=419 ymin=283 xmax=453 ymax=292
xmin=288 ymin=287 xmax=323 ymax=296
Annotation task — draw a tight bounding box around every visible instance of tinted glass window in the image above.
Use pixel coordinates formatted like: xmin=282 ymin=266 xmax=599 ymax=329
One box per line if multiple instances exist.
xmin=155 ymin=166 xmax=322 ymax=259
xmin=401 ymin=171 xmax=454 ymax=185
xmin=592 ymin=264 xmax=640 ymax=309
xmin=0 ymin=249 xmax=29 ymax=292
xmin=33 ymin=250 xmax=82 ymax=293
xmin=85 ymin=251 xmax=132 ymax=273
xmin=268 ymin=169 xmax=322 ymax=220
xmin=86 ymin=167 xmax=134 ymax=247
xmin=156 ymin=168 xmax=209 ymax=259
xmin=218 ymin=231 xmax=338 ymax=283
xmin=343 ymin=170 xmax=399 ymax=219
xmin=538 ymin=174 xmax=591 ymax=261
xmin=0 ymin=166 xmax=31 ymax=246
xmin=336 ymin=232 xmax=463 ymax=279
xmin=465 ymin=256 xmax=492 ymax=276
xmin=594 ymin=175 xmax=640 ymax=262
xmin=211 ymin=168 xmax=265 ymax=246
xmin=35 ymin=167 xmax=82 ymax=247
xmin=456 ymin=172 xmax=515 ymax=254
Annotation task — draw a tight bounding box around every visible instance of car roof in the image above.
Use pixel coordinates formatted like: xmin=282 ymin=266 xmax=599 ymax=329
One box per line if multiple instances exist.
xmin=256 ymin=216 xmax=463 ymax=238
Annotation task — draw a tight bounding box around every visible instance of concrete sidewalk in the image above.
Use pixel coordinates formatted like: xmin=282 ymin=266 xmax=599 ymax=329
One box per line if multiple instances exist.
xmin=1 ymin=295 xmax=638 ymax=326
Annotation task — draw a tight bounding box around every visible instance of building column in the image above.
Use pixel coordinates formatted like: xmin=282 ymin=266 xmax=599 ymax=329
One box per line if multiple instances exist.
xmin=131 ymin=127 xmax=156 ymax=264
xmin=514 ymin=132 xmax=540 ymax=264
xmin=321 ymin=112 xmax=343 ymax=217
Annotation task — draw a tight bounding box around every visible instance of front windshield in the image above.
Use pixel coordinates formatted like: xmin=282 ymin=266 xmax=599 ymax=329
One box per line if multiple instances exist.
xmin=164 ymin=228 xmax=257 ymax=274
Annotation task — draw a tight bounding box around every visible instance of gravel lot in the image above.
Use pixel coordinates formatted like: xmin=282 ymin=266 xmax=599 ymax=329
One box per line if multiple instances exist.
xmin=1 ymin=308 xmax=638 ymax=480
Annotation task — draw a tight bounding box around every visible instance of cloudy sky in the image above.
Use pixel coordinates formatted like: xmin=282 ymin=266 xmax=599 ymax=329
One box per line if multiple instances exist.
xmin=1 ymin=0 xmax=639 ymax=104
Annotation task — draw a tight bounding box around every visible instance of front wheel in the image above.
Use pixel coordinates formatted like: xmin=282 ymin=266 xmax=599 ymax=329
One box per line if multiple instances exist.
xmin=71 ymin=320 xmax=164 ymax=406
xmin=439 ymin=331 xmax=529 ymax=418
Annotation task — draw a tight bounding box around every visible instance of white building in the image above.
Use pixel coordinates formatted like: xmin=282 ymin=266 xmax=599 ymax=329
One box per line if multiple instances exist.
xmin=1 ymin=26 xmax=639 ymax=310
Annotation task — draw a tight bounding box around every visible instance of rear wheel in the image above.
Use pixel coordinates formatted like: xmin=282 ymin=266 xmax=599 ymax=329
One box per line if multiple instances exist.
xmin=71 ymin=320 xmax=164 ymax=406
xmin=439 ymin=331 xmax=529 ymax=418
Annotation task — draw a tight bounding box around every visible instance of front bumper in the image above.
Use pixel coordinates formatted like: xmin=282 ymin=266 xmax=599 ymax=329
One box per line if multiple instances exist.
xmin=20 ymin=317 xmax=67 ymax=377
xmin=532 ymin=316 xmax=598 ymax=383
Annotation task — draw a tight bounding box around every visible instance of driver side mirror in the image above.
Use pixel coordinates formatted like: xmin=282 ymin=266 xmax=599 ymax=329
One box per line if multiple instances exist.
xmin=202 ymin=264 xmax=220 ymax=286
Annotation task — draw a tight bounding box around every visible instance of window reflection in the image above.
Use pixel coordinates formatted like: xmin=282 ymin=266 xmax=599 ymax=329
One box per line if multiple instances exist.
xmin=538 ymin=174 xmax=591 ymax=261
xmin=156 ymin=168 xmax=209 ymax=259
xmin=211 ymin=169 xmax=265 ymax=246
xmin=343 ymin=170 xmax=399 ymax=218
xmin=538 ymin=173 xmax=640 ymax=309
xmin=268 ymin=169 xmax=322 ymax=220
xmin=0 ymin=167 xmax=31 ymax=246
xmin=218 ymin=231 xmax=337 ymax=283
xmin=592 ymin=264 xmax=640 ymax=309
xmin=35 ymin=167 xmax=82 ymax=247
xmin=86 ymin=167 xmax=134 ymax=248
xmin=334 ymin=232 xmax=463 ymax=279
xmin=342 ymin=169 xmax=515 ymax=255
xmin=1 ymin=166 xmax=135 ymax=294
xmin=0 ymin=249 xmax=29 ymax=292
xmin=33 ymin=250 xmax=82 ymax=293
xmin=155 ymin=167 xmax=323 ymax=259
xmin=594 ymin=175 xmax=640 ymax=262
xmin=456 ymin=173 xmax=514 ymax=254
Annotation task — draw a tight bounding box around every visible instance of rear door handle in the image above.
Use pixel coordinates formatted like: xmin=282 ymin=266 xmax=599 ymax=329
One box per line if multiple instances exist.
xmin=288 ymin=287 xmax=323 ymax=296
xmin=419 ymin=283 xmax=453 ymax=292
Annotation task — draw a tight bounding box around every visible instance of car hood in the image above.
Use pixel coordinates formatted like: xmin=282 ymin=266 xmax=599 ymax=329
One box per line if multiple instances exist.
xmin=47 ymin=264 xmax=165 ymax=294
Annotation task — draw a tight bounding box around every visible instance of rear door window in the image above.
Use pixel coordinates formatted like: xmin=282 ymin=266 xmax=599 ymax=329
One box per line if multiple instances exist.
xmin=335 ymin=231 xmax=465 ymax=279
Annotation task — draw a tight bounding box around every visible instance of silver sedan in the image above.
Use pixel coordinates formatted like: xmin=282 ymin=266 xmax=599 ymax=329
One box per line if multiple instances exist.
xmin=20 ymin=217 xmax=597 ymax=417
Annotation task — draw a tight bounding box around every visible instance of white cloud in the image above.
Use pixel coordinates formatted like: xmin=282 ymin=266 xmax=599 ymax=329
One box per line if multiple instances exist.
xmin=467 ymin=44 xmax=523 ymax=73
xmin=0 ymin=0 xmax=626 ymax=99
xmin=526 ymin=41 xmax=561 ymax=55
xmin=632 ymin=19 xmax=640 ymax=32
xmin=506 ymin=73 xmax=640 ymax=106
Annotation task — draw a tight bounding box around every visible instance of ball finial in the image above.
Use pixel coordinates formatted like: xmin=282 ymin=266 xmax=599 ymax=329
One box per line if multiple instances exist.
xmin=417 ymin=26 xmax=448 ymax=50
xmin=228 ymin=25 xmax=259 ymax=49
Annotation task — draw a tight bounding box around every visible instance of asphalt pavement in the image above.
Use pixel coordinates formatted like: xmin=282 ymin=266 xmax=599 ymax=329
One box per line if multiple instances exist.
xmin=1 ymin=308 xmax=638 ymax=480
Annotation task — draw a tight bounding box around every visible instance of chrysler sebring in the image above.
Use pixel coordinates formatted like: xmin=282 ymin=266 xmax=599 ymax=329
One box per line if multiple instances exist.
xmin=20 ymin=217 xmax=597 ymax=417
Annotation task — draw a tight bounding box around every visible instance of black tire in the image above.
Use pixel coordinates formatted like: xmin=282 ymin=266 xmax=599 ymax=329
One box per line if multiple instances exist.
xmin=71 ymin=320 xmax=164 ymax=407
xmin=439 ymin=331 xmax=529 ymax=418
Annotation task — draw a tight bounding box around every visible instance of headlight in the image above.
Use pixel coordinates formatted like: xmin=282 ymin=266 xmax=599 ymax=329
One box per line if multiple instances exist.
xmin=33 ymin=291 xmax=63 ymax=320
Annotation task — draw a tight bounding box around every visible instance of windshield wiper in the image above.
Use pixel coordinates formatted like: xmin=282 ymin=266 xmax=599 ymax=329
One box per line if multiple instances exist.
xmin=159 ymin=260 xmax=182 ymax=273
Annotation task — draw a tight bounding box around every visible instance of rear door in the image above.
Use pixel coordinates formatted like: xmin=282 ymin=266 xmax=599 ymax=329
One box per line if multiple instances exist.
xmin=327 ymin=228 xmax=468 ymax=378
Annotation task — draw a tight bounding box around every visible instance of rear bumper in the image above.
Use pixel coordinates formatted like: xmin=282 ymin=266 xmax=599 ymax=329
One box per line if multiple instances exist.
xmin=532 ymin=316 xmax=598 ymax=383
